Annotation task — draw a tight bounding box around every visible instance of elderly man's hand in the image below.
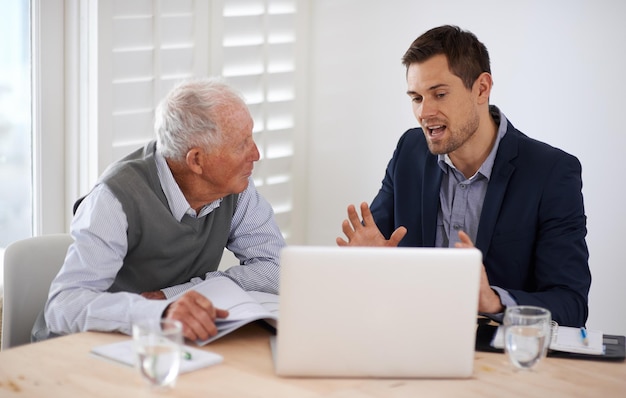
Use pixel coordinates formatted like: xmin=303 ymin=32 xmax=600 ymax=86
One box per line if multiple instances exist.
xmin=163 ymin=290 xmax=229 ymax=341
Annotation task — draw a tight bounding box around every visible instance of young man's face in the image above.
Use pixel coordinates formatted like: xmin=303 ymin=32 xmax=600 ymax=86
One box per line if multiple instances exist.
xmin=406 ymin=54 xmax=481 ymax=156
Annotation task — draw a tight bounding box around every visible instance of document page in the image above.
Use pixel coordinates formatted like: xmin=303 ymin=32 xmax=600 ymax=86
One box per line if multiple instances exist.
xmin=185 ymin=277 xmax=279 ymax=345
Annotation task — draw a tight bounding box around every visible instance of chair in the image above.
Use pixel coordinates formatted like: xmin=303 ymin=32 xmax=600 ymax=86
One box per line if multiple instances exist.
xmin=1 ymin=233 xmax=73 ymax=350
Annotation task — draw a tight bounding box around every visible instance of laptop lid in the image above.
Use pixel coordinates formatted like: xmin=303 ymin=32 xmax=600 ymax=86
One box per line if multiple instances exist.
xmin=274 ymin=245 xmax=482 ymax=378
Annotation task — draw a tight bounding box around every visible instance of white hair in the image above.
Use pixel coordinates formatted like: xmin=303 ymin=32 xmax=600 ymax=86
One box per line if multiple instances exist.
xmin=155 ymin=77 xmax=247 ymax=162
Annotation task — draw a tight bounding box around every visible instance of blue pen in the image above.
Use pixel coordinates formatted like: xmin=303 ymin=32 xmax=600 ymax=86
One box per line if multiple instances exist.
xmin=580 ymin=327 xmax=589 ymax=346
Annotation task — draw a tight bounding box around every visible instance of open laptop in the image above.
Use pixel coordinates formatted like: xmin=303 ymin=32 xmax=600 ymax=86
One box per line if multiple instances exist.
xmin=273 ymin=245 xmax=482 ymax=378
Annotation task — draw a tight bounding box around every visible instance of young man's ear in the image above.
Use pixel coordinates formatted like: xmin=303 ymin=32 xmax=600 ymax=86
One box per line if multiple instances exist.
xmin=475 ymin=72 xmax=493 ymax=105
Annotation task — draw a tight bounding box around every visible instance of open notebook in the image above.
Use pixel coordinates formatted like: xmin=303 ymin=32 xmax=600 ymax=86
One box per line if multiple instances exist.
xmin=272 ymin=246 xmax=482 ymax=378
xmin=491 ymin=321 xmax=604 ymax=355
xmin=480 ymin=320 xmax=625 ymax=361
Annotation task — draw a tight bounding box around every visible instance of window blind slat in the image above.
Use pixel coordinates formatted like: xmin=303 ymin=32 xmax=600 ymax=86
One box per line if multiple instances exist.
xmin=112 ymin=0 xmax=152 ymax=16
xmin=224 ymin=0 xmax=265 ymax=17
xmin=265 ymin=129 xmax=293 ymax=158
xmin=112 ymin=81 xmax=154 ymax=113
xmin=160 ymin=0 xmax=194 ymax=14
xmin=256 ymin=181 xmax=292 ymax=211
xmin=112 ymin=17 xmax=153 ymax=49
xmin=223 ymin=15 xmax=264 ymax=45
xmin=229 ymin=75 xmax=265 ymax=104
xmin=112 ymin=50 xmax=153 ymax=80
xmin=267 ymin=13 xmax=295 ymax=43
xmin=112 ymin=112 xmax=153 ymax=143
xmin=160 ymin=15 xmax=194 ymax=45
xmin=268 ymin=0 xmax=297 ymax=14
xmin=266 ymin=71 xmax=295 ymax=101
xmin=161 ymin=47 xmax=194 ymax=75
xmin=222 ymin=45 xmax=265 ymax=76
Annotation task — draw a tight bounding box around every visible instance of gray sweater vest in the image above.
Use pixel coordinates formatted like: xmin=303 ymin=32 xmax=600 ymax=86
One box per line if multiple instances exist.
xmin=82 ymin=141 xmax=237 ymax=293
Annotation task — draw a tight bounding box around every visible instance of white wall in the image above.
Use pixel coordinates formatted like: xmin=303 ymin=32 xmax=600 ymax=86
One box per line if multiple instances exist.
xmin=306 ymin=0 xmax=626 ymax=335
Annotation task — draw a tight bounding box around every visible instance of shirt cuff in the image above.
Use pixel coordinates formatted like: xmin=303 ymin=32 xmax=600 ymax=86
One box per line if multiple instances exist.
xmin=129 ymin=299 xmax=172 ymax=333
xmin=478 ymin=286 xmax=517 ymax=323
xmin=161 ymin=280 xmax=198 ymax=299
xmin=491 ymin=286 xmax=517 ymax=308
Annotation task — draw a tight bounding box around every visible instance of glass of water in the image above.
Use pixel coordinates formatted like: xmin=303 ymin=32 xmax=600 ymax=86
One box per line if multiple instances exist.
xmin=503 ymin=306 xmax=552 ymax=371
xmin=132 ymin=319 xmax=183 ymax=389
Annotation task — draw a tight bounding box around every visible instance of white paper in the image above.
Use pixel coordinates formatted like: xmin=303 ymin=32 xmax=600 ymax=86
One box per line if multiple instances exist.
xmin=91 ymin=339 xmax=223 ymax=373
xmin=491 ymin=325 xmax=604 ymax=355
xmin=175 ymin=277 xmax=279 ymax=345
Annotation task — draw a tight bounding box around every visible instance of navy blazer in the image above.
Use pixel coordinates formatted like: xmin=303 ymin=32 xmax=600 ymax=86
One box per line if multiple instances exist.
xmin=370 ymin=119 xmax=591 ymax=327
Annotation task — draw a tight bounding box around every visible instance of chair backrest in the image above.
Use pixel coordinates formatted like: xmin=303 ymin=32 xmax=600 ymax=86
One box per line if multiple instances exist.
xmin=2 ymin=234 xmax=73 ymax=350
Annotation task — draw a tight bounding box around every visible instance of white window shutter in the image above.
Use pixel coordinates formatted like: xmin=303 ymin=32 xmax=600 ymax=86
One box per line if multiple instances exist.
xmin=84 ymin=0 xmax=302 ymax=241
xmin=215 ymin=0 xmax=298 ymax=240
xmin=105 ymin=0 xmax=210 ymax=165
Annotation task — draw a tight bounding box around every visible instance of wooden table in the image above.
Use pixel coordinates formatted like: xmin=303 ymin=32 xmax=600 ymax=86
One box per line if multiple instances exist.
xmin=0 ymin=322 xmax=624 ymax=397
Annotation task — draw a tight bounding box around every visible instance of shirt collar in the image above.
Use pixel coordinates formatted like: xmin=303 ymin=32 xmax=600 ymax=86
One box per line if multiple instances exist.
xmin=155 ymin=149 xmax=222 ymax=221
xmin=437 ymin=105 xmax=508 ymax=180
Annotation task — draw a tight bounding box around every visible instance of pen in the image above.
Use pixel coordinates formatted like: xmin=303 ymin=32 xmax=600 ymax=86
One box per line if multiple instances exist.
xmin=580 ymin=327 xmax=589 ymax=346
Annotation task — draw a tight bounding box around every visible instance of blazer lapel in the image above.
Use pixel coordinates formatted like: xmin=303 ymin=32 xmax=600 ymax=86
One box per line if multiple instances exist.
xmin=422 ymin=157 xmax=443 ymax=246
xmin=476 ymin=125 xmax=518 ymax=254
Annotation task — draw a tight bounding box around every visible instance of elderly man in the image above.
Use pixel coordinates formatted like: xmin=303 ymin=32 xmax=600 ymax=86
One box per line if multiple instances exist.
xmin=38 ymin=77 xmax=285 ymax=341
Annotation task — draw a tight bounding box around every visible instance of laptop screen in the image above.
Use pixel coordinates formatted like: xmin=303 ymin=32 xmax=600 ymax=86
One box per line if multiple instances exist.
xmin=274 ymin=246 xmax=482 ymax=378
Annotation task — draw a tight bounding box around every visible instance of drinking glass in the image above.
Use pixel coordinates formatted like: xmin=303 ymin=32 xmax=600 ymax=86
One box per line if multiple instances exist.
xmin=503 ymin=306 xmax=552 ymax=370
xmin=132 ymin=319 xmax=183 ymax=389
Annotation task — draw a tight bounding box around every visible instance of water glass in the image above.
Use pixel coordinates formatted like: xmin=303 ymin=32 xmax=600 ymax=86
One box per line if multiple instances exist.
xmin=503 ymin=306 xmax=552 ymax=370
xmin=132 ymin=319 xmax=183 ymax=389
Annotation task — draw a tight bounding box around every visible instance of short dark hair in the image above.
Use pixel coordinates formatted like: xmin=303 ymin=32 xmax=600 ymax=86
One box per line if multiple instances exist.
xmin=401 ymin=25 xmax=491 ymax=90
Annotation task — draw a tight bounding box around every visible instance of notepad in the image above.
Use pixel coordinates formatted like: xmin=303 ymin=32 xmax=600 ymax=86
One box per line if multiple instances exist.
xmin=491 ymin=322 xmax=604 ymax=355
xmin=91 ymin=339 xmax=223 ymax=373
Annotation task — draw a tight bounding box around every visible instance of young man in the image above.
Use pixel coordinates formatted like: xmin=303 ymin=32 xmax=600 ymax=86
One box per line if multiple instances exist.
xmin=38 ymin=77 xmax=285 ymax=341
xmin=337 ymin=25 xmax=590 ymax=327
